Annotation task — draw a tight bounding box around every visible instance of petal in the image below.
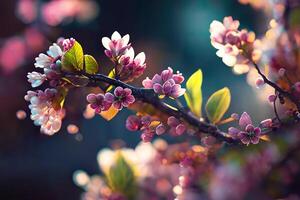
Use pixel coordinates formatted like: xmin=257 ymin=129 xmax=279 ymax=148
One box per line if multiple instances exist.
xmin=153 ymin=83 xmax=163 ymax=94
xmin=245 ymin=124 xmax=254 ymax=132
xmin=104 ymin=93 xmax=115 ymax=103
xmin=222 ymin=54 xmax=237 ymax=67
xmin=135 ymin=52 xmax=145 ymax=65
xmin=251 ymin=136 xmax=260 ymax=144
xmin=102 ymin=37 xmax=111 ymax=50
xmin=254 ymin=127 xmax=261 ymax=136
xmin=86 ymin=94 xmax=97 ymax=103
xmin=122 ymin=34 xmax=130 ymax=45
xmin=111 ymin=31 xmax=121 ymax=40
xmin=114 ymin=86 xmax=123 ymax=97
xmin=228 ymin=127 xmax=240 ymax=139
xmin=48 ymin=43 xmax=62 ymax=58
xmin=240 ymin=136 xmax=250 ymax=145
xmin=113 ymin=101 xmax=123 ymax=110
xmin=152 ymin=74 xmax=162 ymax=84
xmin=142 ymin=77 xmax=153 ymax=88
xmin=239 ymin=112 xmax=252 ymax=129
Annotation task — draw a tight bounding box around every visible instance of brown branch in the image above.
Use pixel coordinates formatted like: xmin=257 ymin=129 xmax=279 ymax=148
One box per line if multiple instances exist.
xmin=83 ymin=72 xmax=237 ymax=144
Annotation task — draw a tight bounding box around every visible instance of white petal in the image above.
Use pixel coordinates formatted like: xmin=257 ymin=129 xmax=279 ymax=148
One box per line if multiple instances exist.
xmin=111 ymin=31 xmax=121 ymax=40
xmin=48 ymin=43 xmax=62 ymax=58
xmin=135 ymin=52 xmax=145 ymax=64
xmin=127 ymin=47 xmax=135 ymax=60
xmin=222 ymin=55 xmax=237 ymax=67
xmin=101 ymin=37 xmax=111 ymax=50
xmin=122 ymin=34 xmax=130 ymax=45
xmin=34 ymin=53 xmax=52 ymax=68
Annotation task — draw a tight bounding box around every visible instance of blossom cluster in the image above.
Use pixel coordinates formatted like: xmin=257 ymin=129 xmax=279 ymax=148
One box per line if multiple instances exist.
xmin=87 ymin=86 xmax=135 ymax=112
xmin=102 ymin=31 xmax=146 ymax=82
xmin=228 ymin=112 xmax=273 ymax=145
xmin=25 ymin=38 xmax=73 ymax=135
xmin=24 ymin=89 xmax=65 ymax=135
xmin=210 ymin=16 xmax=258 ymax=74
xmin=142 ymin=67 xmax=185 ymax=98
xmin=126 ymin=115 xmax=187 ymax=142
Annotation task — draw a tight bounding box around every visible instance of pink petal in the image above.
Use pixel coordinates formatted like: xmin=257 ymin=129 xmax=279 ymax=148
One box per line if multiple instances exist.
xmin=86 ymin=94 xmax=97 ymax=103
xmin=239 ymin=112 xmax=252 ymax=129
xmin=251 ymin=136 xmax=260 ymax=144
xmin=153 ymin=83 xmax=163 ymax=94
xmin=114 ymin=86 xmax=123 ymax=97
xmin=142 ymin=77 xmax=153 ymax=88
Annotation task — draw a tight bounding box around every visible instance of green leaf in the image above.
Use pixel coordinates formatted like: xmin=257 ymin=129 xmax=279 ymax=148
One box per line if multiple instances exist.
xmin=84 ymin=55 xmax=98 ymax=74
xmin=52 ymin=87 xmax=68 ymax=110
xmin=61 ymin=41 xmax=84 ymax=72
xmin=205 ymin=87 xmax=231 ymax=124
xmin=184 ymin=69 xmax=203 ymax=117
xmin=105 ymin=69 xmax=115 ymax=92
xmin=106 ymin=152 xmax=137 ymax=199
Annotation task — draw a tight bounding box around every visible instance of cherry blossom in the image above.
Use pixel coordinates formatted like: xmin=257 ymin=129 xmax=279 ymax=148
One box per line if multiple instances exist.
xmin=86 ymin=93 xmax=114 ymax=113
xmin=101 ymin=31 xmax=131 ymax=59
xmin=112 ymin=87 xmax=135 ymax=110
xmin=228 ymin=112 xmax=261 ymax=145
xmin=142 ymin=67 xmax=185 ymax=98
xmin=24 ymin=89 xmax=64 ymax=135
xmin=27 ymin=71 xmax=46 ymax=88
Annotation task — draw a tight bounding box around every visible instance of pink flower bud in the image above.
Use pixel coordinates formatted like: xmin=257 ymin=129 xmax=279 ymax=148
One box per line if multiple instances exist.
xmin=231 ymin=113 xmax=239 ymax=120
xmin=255 ymin=77 xmax=265 ymax=88
xmin=175 ymin=124 xmax=186 ymax=135
xmin=201 ymin=136 xmax=217 ymax=146
xmin=294 ymin=82 xmax=300 ymax=92
xmin=278 ymin=68 xmax=286 ymax=77
xmin=126 ymin=115 xmax=141 ymax=131
xmin=155 ymin=124 xmax=166 ymax=135
xmin=268 ymin=95 xmax=276 ymax=103
xmin=260 ymin=119 xmax=272 ymax=128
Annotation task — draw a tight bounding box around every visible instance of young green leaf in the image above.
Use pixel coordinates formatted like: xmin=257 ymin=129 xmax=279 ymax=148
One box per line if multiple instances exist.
xmin=184 ymin=69 xmax=203 ymax=117
xmin=106 ymin=152 xmax=137 ymax=199
xmin=61 ymin=41 xmax=84 ymax=72
xmin=84 ymin=55 xmax=98 ymax=74
xmin=205 ymin=87 xmax=231 ymax=124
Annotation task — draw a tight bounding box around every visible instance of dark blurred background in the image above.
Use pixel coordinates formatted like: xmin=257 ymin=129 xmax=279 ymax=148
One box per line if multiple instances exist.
xmin=0 ymin=0 xmax=271 ymax=199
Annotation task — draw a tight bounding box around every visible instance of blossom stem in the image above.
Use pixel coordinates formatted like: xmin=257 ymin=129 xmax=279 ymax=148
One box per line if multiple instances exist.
xmin=251 ymin=61 xmax=300 ymax=111
xmin=82 ymin=72 xmax=237 ymax=143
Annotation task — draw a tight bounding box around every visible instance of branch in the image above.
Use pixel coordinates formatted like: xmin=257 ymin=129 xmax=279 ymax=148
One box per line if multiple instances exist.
xmin=251 ymin=61 xmax=300 ymax=111
xmin=83 ymin=72 xmax=237 ymax=144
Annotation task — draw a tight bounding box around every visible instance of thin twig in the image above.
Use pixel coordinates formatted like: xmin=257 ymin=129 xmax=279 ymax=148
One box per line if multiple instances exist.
xmin=251 ymin=61 xmax=300 ymax=111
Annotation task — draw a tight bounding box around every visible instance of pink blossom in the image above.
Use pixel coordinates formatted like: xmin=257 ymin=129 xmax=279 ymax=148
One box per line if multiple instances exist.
xmin=101 ymin=31 xmax=131 ymax=59
xmin=126 ymin=115 xmax=141 ymax=131
xmin=294 ymin=82 xmax=300 ymax=92
xmin=62 ymin=38 xmax=75 ymax=52
xmin=112 ymin=87 xmax=135 ymax=110
xmin=86 ymin=93 xmax=114 ymax=113
xmin=255 ymin=77 xmax=265 ymax=88
xmin=24 ymin=89 xmax=64 ymax=135
xmin=27 ymin=71 xmax=46 ymax=87
xmin=167 ymin=116 xmax=186 ymax=136
xmin=142 ymin=67 xmax=186 ymax=98
xmin=228 ymin=112 xmax=261 ymax=145
xmin=260 ymin=118 xmax=273 ymax=128
xmin=210 ymin=17 xmax=256 ymax=73
xmin=119 ymin=48 xmax=146 ymax=81
xmin=155 ymin=124 xmax=166 ymax=135
xmin=268 ymin=95 xmax=276 ymax=102
xmin=34 ymin=43 xmax=62 ymax=69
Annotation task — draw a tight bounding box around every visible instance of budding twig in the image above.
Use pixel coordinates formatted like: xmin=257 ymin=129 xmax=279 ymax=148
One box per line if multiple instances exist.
xmin=83 ymin=72 xmax=237 ymax=144
xmin=251 ymin=61 xmax=300 ymax=111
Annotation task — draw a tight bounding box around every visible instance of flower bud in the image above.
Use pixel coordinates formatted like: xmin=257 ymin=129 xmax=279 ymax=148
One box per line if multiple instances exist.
xmin=278 ymin=68 xmax=286 ymax=77
xmin=260 ymin=119 xmax=272 ymax=128
xmin=255 ymin=77 xmax=265 ymax=88
xmin=268 ymin=95 xmax=276 ymax=103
